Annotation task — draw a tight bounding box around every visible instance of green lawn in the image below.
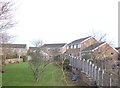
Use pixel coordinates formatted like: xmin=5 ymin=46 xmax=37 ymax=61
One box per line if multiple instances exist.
xmin=2 ymin=62 xmax=71 ymax=86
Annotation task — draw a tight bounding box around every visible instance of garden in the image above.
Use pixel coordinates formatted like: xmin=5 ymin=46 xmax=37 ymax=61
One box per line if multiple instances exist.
xmin=2 ymin=61 xmax=77 ymax=86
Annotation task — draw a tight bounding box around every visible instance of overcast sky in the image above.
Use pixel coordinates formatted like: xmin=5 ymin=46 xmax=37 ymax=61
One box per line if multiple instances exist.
xmin=8 ymin=0 xmax=119 ymax=47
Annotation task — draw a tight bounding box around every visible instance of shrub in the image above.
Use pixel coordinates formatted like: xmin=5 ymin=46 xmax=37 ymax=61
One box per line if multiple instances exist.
xmin=63 ymin=59 xmax=70 ymax=70
xmin=21 ymin=55 xmax=28 ymax=62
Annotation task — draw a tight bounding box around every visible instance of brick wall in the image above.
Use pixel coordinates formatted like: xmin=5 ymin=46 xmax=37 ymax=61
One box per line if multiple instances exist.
xmin=81 ymin=37 xmax=98 ymax=50
xmin=92 ymin=43 xmax=118 ymax=69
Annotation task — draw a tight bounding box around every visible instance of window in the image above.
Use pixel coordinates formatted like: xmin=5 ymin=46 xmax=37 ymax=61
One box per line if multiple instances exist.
xmin=78 ymin=44 xmax=81 ymax=48
xmin=76 ymin=44 xmax=78 ymax=48
xmin=69 ymin=45 xmax=71 ymax=49
xmin=47 ymin=48 xmax=50 ymax=51
xmin=58 ymin=48 xmax=61 ymax=51
xmin=111 ymin=53 xmax=114 ymax=55
xmin=53 ymin=48 xmax=57 ymax=51
xmin=73 ymin=45 xmax=74 ymax=49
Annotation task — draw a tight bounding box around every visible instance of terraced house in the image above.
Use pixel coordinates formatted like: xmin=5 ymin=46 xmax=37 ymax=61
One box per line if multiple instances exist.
xmin=65 ymin=36 xmax=119 ymax=70
xmin=65 ymin=36 xmax=98 ymax=57
xmin=82 ymin=42 xmax=119 ymax=70
xmin=1 ymin=44 xmax=27 ymax=59
xmin=42 ymin=43 xmax=67 ymax=59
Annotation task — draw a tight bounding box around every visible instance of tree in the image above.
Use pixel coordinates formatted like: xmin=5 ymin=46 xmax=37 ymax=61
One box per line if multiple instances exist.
xmin=0 ymin=1 xmax=16 ymax=64
xmin=28 ymin=40 xmax=49 ymax=82
xmin=0 ymin=1 xmax=15 ymax=32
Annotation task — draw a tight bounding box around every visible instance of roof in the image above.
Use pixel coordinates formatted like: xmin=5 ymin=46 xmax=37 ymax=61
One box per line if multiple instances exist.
xmin=68 ymin=36 xmax=91 ymax=45
xmin=1 ymin=44 xmax=26 ymax=48
xmin=82 ymin=42 xmax=105 ymax=52
xmin=42 ymin=43 xmax=66 ymax=48
xmin=29 ymin=47 xmax=38 ymax=50
xmin=115 ymin=47 xmax=120 ymax=50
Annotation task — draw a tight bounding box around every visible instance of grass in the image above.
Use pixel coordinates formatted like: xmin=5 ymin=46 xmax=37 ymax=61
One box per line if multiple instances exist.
xmin=3 ymin=62 xmax=34 ymax=86
xmin=2 ymin=62 xmax=71 ymax=86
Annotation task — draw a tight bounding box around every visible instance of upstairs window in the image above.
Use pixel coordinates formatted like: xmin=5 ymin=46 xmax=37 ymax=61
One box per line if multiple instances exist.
xmin=47 ymin=48 xmax=50 ymax=51
xmin=76 ymin=44 xmax=78 ymax=48
xmin=73 ymin=45 xmax=74 ymax=49
xmin=69 ymin=45 xmax=71 ymax=49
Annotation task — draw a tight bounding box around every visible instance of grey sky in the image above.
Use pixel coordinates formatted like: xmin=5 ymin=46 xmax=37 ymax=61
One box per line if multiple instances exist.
xmin=8 ymin=0 xmax=119 ymax=47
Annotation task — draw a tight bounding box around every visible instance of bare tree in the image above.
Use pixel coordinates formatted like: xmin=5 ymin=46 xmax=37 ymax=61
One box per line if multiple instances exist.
xmin=0 ymin=1 xmax=16 ymax=65
xmin=28 ymin=40 xmax=50 ymax=82
xmin=0 ymin=1 xmax=16 ymax=32
xmin=91 ymin=30 xmax=107 ymax=42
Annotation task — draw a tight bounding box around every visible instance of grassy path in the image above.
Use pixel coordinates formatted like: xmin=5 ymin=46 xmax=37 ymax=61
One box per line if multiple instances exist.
xmin=2 ymin=62 xmax=71 ymax=86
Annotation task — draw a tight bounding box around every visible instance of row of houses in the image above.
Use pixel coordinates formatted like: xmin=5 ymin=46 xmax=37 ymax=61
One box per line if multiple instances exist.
xmin=39 ymin=36 xmax=118 ymax=60
xmin=35 ymin=36 xmax=119 ymax=70
xmin=0 ymin=36 xmax=119 ymax=69
xmin=0 ymin=44 xmax=27 ymax=59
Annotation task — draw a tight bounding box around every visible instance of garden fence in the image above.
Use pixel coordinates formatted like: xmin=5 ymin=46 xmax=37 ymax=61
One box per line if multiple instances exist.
xmin=64 ymin=55 xmax=120 ymax=87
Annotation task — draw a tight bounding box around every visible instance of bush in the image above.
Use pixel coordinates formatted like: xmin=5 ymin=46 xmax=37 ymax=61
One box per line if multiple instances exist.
xmin=21 ymin=55 xmax=28 ymax=62
xmin=63 ymin=59 xmax=70 ymax=70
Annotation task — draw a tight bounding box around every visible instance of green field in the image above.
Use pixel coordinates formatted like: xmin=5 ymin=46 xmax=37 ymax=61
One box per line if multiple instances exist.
xmin=2 ymin=62 xmax=71 ymax=86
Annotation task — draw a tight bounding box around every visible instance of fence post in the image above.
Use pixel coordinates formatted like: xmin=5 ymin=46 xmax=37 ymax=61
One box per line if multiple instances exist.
xmin=110 ymin=73 xmax=112 ymax=87
xmin=102 ymin=70 xmax=104 ymax=86
xmin=79 ymin=58 xmax=82 ymax=70
xmin=83 ymin=59 xmax=85 ymax=73
xmin=84 ymin=59 xmax=87 ymax=74
xmin=75 ymin=57 xmax=77 ymax=68
xmin=86 ymin=60 xmax=89 ymax=75
xmin=89 ymin=61 xmax=92 ymax=77
xmin=97 ymin=68 xmax=101 ymax=86
xmin=71 ymin=56 xmax=73 ymax=66
xmin=94 ymin=66 xmax=97 ymax=81
xmin=92 ymin=64 xmax=94 ymax=78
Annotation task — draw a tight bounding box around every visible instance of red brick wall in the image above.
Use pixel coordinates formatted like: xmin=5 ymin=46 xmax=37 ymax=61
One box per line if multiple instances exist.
xmin=81 ymin=37 xmax=98 ymax=50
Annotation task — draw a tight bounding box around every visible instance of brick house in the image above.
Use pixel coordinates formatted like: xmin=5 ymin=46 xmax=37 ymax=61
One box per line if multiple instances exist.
xmin=28 ymin=47 xmax=38 ymax=52
xmin=1 ymin=44 xmax=27 ymax=59
xmin=65 ymin=36 xmax=98 ymax=57
xmin=42 ymin=43 xmax=67 ymax=59
xmin=28 ymin=47 xmax=49 ymax=60
xmin=115 ymin=47 xmax=120 ymax=53
xmin=82 ymin=42 xmax=119 ymax=70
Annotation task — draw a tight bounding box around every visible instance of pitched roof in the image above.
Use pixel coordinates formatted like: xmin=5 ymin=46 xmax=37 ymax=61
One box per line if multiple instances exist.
xmin=82 ymin=42 xmax=105 ymax=52
xmin=68 ymin=36 xmax=91 ymax=45
xmin=42 ymin=43 xmax=66 ymax=48
xmin=115 ymin=47 xmax=120 ymax=50
xmin=1 ymin=44 xmax=26 ymax=48
xmin=29 ymin=47 xmax=38 ymax=50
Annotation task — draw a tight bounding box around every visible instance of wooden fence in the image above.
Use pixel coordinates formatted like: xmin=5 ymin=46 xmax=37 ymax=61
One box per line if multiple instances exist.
xmin=64 ymin=55 xmax=119 ymax=87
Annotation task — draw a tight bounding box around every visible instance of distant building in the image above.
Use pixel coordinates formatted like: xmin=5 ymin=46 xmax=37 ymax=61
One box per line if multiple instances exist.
xmin=1 ymin=44 xmax=27 ymax=58
xmin=42 ymin=43 xmax=67 ymax=59
xmin=28 ymin=47 xmax=38 ymax=52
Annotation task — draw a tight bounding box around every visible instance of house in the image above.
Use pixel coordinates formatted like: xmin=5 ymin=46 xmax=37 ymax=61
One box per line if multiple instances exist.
xmin=1 ymin=44 xmax=27 ymax=59
xmin=115 ymin=47 xmax=120 ymax=53
xmin=82 ymin=42 xmax=119 ymax=70
xmin=65 ymin=36 xmax=98 ymax=57
xmin=28 ymin=47 xmax=38 ymax=52
xmin=28 ymin=46 xmax=49 ymax=60
xmin=42 ymin=43 xmax=67 ymax=59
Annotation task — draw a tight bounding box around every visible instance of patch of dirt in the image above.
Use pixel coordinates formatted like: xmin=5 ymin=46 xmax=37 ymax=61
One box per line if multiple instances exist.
xmin=66 ymin=71 xmax=88 ymax=86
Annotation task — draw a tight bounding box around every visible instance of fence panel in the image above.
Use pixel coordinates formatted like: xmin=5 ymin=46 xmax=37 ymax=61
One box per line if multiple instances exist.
xmin=65 ymin=55 xmax=119 ymax=87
